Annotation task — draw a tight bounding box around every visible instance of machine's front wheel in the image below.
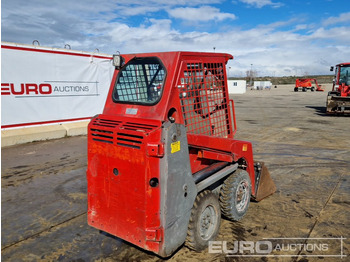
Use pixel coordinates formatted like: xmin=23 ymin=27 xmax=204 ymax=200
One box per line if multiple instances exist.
xmin=185 ymin=190 xmax=221 ymax=251
xmin=219 ymin=169 xmax=251 ymax=221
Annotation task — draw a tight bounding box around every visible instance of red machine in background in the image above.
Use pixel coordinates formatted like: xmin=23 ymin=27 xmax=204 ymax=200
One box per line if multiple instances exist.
xmin=294 ymin=78 xmax=324 ymax=92
xmin=86 ymin=52 xmax=276 ymax=257
xmin=327 ymin=62 xmax=350 ymax=114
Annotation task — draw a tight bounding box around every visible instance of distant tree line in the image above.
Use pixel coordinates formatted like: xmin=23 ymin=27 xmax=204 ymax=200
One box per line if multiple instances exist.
xmin=229 ymin=74 xmax=333 ymax=85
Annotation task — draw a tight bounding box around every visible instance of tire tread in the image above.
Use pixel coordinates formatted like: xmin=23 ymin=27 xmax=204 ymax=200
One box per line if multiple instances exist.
xmin=219 ymin=169 xmax=251 ymax=221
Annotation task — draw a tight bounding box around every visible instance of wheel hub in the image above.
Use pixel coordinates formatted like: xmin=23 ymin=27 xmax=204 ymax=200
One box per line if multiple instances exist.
xmin=235 ymin=179 xmax=249 ymax=212
xmin=200 ymin=205 xmax=217 ymax=240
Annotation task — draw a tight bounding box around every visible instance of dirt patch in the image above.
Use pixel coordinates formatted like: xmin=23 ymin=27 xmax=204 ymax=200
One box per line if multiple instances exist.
xmin=1 ymin=85 xmax=349 ymax=261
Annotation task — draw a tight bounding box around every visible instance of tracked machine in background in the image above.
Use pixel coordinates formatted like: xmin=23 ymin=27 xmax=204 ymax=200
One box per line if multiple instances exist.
xmin=87 ymin=52 xmax=276 ymax=257
xmin=294 ymin=78 xmax=325 ymax=92
xmin=327 ymin=63 xmax=350 ymax=114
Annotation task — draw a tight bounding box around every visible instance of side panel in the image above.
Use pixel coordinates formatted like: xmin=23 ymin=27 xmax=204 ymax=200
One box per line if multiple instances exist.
xmin=186 ymin=134 xmax=256 ymax=195
xmin=158 ymin=122 xmax=197 ymax=257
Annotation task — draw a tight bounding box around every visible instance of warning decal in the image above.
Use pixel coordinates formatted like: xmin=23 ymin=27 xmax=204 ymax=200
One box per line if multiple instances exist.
xmin=171 ymin=141 xmax=180 ymax=153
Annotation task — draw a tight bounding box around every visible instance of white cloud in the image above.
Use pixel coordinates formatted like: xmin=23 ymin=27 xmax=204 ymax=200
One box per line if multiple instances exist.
xmin=168 ymin=6 xmax=236 ymax=21
xmin=309 ymin=26 xmax=350 ymax=42
xmin=293 ymin=24 xmax=308 ymax=31
xmin=238 ymin=0 xmax=283 ymax=8
xmin=105 ymin=18 xmax=350 ymax=76
xmin=322 ymin=12 xmax=350 ymax=26
xmin=1 ymin=0 xmax=349 ymax=76
xmin=109 ymin=19 xmax=178 ymax=46
xmin=118 ymin=6 xmax=161 ymax=16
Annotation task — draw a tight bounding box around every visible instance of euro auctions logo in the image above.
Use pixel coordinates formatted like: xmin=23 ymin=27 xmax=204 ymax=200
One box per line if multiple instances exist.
xmin=209 ymin=237 xmax=346 ymax=258
xmin=1 ymin=83 xmax=52 ymax=95
xmin=1 ymin=81 xmax=99 ymax=97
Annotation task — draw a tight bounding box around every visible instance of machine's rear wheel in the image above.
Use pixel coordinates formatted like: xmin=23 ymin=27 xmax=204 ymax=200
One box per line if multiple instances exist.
xmin=185 ymin=190 xmax=221 ymax=251
xmin=294 ymin=87 xmax=298 ymax=92
xmin=302 ymin=87 xmax=307 ymax=92
xmin=219 ymin=169 xmax=251 ymax=221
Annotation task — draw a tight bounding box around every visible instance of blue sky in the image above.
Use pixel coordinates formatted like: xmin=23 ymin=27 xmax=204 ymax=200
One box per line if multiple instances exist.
xmin=2 ymin=0 xmax=350 ymax=76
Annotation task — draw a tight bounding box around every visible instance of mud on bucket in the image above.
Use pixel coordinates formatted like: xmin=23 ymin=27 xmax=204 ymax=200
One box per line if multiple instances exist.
xmin=253 ymin=162 xmax=276 ymax=201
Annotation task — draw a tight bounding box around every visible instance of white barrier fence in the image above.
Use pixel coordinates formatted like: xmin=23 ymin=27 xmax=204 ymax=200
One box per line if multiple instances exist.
xmin=1 ymin=42 xmax=114 ymax=128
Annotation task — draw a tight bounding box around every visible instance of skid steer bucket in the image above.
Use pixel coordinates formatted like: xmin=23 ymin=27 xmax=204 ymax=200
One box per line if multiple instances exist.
xmin=326 ymin=95 xmax=350 ymax=114
xmin=254 ymin=162 xmax=276 ymax=201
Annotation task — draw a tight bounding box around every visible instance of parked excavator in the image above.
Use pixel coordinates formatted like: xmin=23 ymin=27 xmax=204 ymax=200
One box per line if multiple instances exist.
xmin=327 ymin=63 xmax=350 ymax=114
xmin=294 ymin=78 xmax=324 ymax=92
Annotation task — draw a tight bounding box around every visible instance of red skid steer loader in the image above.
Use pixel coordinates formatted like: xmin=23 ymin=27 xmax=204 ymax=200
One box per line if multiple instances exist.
xmin=327 ymin=63 xmax=350 ymax=114
xmin=87 ymin=52 xmax=276 ymax=257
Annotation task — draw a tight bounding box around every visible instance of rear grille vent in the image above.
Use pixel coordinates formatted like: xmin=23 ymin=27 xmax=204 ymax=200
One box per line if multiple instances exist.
xmin=91 ymin=128 xmax=114 ymax=144
xmin=116 ymin=132 xmax=143 ymax=149
xmin=92 ymin=118 xmax=121 ymax=128
xmin=122 ymin=122 xmax=158 ymax=132
xmin=90 ymin=118 xmax=157 ymax=147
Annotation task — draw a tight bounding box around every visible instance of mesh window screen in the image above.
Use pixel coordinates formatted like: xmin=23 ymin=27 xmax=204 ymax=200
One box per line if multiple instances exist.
xmin=113 ymin=58 xmax=165 ymax=104
xmin=178 ymin=62 xmax=230 ymax=138
xmin=339 ymin=65 xmax=350 ymax=86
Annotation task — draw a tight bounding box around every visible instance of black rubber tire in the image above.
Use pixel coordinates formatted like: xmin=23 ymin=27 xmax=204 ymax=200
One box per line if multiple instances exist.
xmin=185 ymin=190 xmax=221 ymax=251
xmin=302 ymin=87 xmax=307 ymax=92
xmin=294 ymin=87 xmax=298 ymax=92
xmin=219 ymin=169 xmax=251 ymax=221
xmin=311 ymin=87 xmax=315 ymax=92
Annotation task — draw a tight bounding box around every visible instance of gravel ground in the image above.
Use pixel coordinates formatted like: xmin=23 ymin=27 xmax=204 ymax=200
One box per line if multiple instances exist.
xmin=1 ymin=84 xmax=349 ymax=261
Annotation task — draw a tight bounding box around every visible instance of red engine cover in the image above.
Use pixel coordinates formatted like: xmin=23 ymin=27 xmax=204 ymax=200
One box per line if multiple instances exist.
xmin=87 ymin=115 xmax=164 ymax=252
